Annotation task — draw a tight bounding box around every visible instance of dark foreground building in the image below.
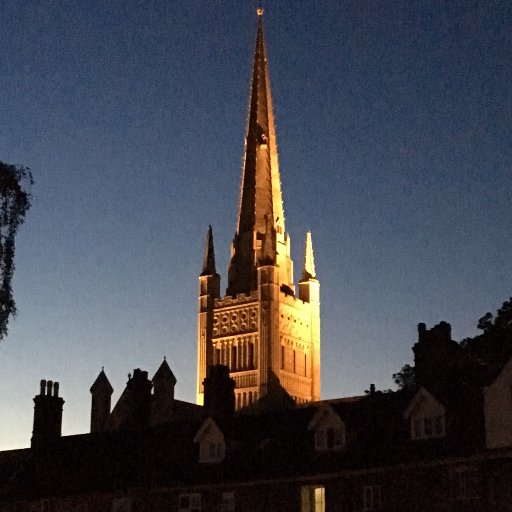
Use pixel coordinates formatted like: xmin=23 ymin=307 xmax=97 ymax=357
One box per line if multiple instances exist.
xmin=1 ymin=320 xmax=512 ymax=512
xmin=2 ymin=10 xmax=512 ymax=512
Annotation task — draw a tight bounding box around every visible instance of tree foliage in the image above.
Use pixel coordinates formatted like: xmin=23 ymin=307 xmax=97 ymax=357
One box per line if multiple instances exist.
xmin=392 ymin=363 xmax=415 ymax=390
xmin=0 ymin=161 xmax=33 ymax=341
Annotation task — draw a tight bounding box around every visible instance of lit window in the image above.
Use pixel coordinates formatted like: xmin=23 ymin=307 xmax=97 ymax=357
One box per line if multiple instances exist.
xmin=301 ymin=486 xmax=325 ymax=512
xmin=455 ymin=469 xmax=480 ymax=500
xmin=221 ymin=492 xmax=235 ymax=512
xmin=363 ymin=486 xmax=381 ymax=510
xmin=179 ymin=493 xmax=201 ymax=512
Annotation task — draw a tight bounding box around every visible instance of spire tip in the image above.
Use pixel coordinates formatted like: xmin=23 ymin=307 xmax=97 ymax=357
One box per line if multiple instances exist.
xmin=257 ymin=6 xmax=264 ymax=16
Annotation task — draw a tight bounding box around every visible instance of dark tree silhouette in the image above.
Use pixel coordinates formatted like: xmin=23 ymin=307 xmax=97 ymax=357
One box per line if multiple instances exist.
xmin=0 ymin=161 xmax=33 ymax=341
xmin=392 ymin=363 xmax=415 ymax=390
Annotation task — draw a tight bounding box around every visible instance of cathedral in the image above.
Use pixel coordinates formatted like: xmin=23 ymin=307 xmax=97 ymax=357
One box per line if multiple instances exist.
xmin=197 ymin=8 xmax=320 ymax=409
xmin=1 ymin=9 xmax=512 ymax=512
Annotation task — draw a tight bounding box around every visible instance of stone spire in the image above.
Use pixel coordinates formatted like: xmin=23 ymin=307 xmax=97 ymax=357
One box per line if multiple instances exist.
xmin=227 ymin=8 xmax=290 ymax=295
xmin=301 ymin=231 xmax=316 ymax=281
xmin=201 ymin=225 xmax=217 ymax=276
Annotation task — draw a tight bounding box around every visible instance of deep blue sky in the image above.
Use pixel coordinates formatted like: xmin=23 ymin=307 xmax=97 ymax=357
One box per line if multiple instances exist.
xmin=1 ymin=0 xmax=510 ymax=450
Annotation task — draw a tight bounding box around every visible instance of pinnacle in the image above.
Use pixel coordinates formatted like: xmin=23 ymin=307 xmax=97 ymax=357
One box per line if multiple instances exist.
xmin=201 ymin=225 xmax=217 ymax=276
xmin=90 ymin=368 xmax=113 ymax=395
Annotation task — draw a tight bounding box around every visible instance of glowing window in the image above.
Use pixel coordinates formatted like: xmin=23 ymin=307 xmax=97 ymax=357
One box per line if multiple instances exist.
xmin=301 ymin=486 xmax=325 ymax=512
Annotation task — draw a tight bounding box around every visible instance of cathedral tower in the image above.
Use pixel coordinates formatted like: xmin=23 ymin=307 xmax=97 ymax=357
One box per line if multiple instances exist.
xmin=197 ymin=9 xmax=320 ymax=409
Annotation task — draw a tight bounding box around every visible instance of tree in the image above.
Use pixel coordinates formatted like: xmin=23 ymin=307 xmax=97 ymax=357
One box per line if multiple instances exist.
xmin=392 ymin=363 xmax=415 ymax=390
xmin=0 ymin=161 xmax=33 ymax=341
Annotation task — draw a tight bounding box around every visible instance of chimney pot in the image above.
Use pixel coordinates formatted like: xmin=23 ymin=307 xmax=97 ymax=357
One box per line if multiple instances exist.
xmin=40 ymin=379 xmax=46 ymax=396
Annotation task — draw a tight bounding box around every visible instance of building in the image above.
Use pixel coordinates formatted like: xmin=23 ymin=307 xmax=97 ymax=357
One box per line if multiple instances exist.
xmin=1 ymin=9 xmax=512 ymax=512
xmin=197 ymin=8 xmax=320 ymax=409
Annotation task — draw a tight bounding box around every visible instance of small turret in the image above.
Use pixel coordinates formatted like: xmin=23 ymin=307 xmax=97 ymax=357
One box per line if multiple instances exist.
xmin=32 ymin=379 xmax=65 ymax=448
xmin=299 ymin=231 xmax=319 ymax=303
xmin=197 ymin=227 xmax=221 ymax=405
xmin=201 ymin=225 xmax=217 ymax=277
xmin=199 ymin=226 xmax=220 ymax=298
xmin=90 ymin=368 xmax=113 ymax=433
xmin=151 ymin=358 xmax=177 ymax=425
xmin=301 ymin=231 xmax=316 ymax=281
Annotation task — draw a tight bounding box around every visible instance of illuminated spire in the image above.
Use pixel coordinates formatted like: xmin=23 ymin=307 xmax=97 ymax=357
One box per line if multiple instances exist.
xmin=301 ymin=231 xmax=316 ymax=281
xmin=228 ymin=9 xmax=288 ymax=294
xmin=201 ymin=225 xmax=217 ymax=276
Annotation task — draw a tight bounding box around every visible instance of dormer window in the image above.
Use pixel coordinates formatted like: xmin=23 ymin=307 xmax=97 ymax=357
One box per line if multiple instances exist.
xmin=194 ymin=418 xmax=226 ymax=463
xmin=314 ymin=426 xmax=345 ymax=451
xmin=308 ymin=404 xmax=346 ymax=452
xmin=404 ymin=388 xmax=446 ymax=440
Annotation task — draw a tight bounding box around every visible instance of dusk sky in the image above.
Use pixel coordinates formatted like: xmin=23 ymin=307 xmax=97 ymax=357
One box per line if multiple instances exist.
xmin=1 ymin=0 xmax=511 ymax=450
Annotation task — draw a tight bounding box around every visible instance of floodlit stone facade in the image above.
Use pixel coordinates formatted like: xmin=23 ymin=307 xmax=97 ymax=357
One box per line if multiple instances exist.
xmin=197 ymin=11 xmax=320 ymax=408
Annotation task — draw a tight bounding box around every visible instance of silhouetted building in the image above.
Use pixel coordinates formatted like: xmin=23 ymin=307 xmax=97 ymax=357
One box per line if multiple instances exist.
xmin=1 ymin=9 xmax=512 ymax=512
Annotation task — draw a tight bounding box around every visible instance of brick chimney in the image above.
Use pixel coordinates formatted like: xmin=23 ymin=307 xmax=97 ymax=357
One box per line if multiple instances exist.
xmin=203 ymin=365 xmax=235 ymax=421
xmin=32 ymin=379 xmax=65 ymax=448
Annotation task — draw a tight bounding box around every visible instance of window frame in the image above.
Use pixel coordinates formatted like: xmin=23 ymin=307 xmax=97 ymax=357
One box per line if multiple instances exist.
xmin=410 ymin=414 xmax=445 ymax=440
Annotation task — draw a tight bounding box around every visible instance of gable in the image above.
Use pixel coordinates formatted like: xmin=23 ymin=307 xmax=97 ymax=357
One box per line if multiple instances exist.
xmin=403 ymin=387 xmax=445 ymax=420
xmin=308 ymin=404 xmax=344 ymax=431
xmin=193 ymin=417 xmax=224 ymax=444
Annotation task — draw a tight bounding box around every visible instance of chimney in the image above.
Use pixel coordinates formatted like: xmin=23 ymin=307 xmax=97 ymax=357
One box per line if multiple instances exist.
xmin=32 ymin=379 xmax=65 ymax=448
xmin=203 ymin=365 xmax=235 ymax=421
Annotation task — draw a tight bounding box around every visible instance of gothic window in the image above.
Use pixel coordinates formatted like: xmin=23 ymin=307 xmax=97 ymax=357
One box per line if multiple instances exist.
xmin=363 ymin=486 xmax=381 ymax=510
xmin=231 ymin=345 xmax=238 ymax=371
xmin=179 ymin=494 xmax=201 ymax=512
xmin=248 ymin=342 xmax=255 ymax=369
xmin=301 ymin=486 xmax=325 ymax=512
